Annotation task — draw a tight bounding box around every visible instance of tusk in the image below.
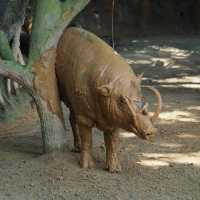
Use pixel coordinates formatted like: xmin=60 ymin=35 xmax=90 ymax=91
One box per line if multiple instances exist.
xmin=124 ymin=97 xmax=135 ymax=116
xmin=142 ymin=86 xmax=162 ymax=122
xmin=143 ymin=102 xmax=148 ymax=114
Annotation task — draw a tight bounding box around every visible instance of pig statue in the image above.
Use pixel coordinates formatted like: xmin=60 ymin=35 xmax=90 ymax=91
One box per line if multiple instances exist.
xmin=56 ymin=27 xmax=162 ymax=172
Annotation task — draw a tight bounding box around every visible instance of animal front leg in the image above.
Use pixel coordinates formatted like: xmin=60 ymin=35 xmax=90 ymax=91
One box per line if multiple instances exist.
xmin=78 ymin=124 xmax=95 ymax=169
xmin=104 ymin=132 xmax=121 ymax=172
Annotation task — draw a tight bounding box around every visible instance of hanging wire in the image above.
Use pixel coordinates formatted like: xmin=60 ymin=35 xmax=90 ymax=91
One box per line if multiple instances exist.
xmin=112 ymin=0 xmax=115 ymax=49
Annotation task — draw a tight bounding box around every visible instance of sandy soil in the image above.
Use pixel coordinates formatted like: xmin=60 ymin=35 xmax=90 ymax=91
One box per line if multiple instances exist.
xmin=0 ymin=36 xmax=200 ymax=200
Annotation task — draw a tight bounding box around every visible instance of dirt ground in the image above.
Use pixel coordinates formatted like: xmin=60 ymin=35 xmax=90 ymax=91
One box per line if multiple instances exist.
xmin=0 ymin=36 xmax=200 ymax=200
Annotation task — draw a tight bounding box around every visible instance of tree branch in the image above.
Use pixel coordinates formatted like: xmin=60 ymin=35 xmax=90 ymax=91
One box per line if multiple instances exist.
xmin=0 ymin=60 xmax=32 ymax=84
xmin=28 ymin=0 xmax=90 ymax=65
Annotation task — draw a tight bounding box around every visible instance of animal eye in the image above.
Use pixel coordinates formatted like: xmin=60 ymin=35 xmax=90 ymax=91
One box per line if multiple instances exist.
xmin=118 ymin=96 xmax=125 ymax=107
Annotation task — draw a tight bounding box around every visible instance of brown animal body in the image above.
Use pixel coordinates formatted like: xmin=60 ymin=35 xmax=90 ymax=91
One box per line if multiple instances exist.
xmin=56 ymin=27 xmax=162 ymax=172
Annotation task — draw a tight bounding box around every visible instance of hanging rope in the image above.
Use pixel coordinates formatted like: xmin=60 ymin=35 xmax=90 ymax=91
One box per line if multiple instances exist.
xmin=112 ymin=0 xmax=115 ymax=49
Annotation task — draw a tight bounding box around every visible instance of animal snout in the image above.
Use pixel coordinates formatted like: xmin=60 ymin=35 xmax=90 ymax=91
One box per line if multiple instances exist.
xmin=145 ymin=127 xmax=157 ymax=138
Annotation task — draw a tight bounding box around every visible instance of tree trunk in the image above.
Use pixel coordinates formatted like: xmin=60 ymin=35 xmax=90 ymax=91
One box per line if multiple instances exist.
xmin=32 ymin=48 xmax=67 ymax=152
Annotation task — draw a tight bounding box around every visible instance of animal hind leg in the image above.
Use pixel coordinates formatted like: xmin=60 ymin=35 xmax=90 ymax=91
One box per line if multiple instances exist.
xmin=69 ymin=111 xmax=81 ymax=152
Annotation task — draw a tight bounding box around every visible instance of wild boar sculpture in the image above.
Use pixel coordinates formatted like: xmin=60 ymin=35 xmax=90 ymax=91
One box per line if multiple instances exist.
xmin=56 ymin=27 xmax=162 ymax=172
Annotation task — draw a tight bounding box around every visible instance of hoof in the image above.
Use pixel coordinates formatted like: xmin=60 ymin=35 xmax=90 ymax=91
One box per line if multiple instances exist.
xmin=80 ymin=153 xmax=95 ymax=169
xmin=71 ymin=146 xmax=81 ymax=153
xmin=106 ymin=164 xmax=122 ymax=173
xmin=105 ymin=158 xmax=122 ymax=173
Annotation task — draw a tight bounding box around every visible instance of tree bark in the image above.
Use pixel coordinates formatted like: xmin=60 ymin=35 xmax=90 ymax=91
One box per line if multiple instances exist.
xmin=31 ymin=48 xmax=67 ymax=152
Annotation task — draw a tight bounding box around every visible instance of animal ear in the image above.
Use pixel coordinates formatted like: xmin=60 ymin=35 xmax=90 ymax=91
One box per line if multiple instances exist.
xmin=97 ymin=84 xmax=112 ymax=96
xmin=137 ymin=73 xmax=144 ymax=82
